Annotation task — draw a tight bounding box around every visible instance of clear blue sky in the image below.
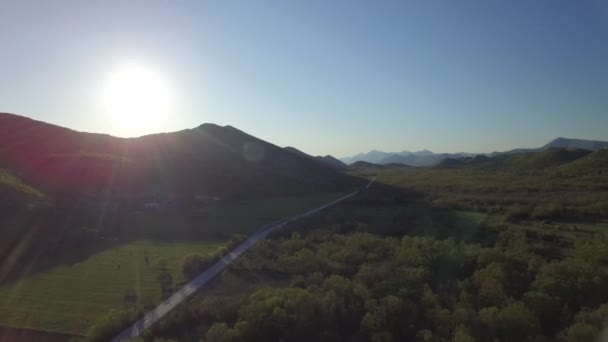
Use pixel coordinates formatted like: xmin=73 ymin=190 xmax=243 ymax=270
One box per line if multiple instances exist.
xmin=1 ymin=0 xmax=607 ymax=157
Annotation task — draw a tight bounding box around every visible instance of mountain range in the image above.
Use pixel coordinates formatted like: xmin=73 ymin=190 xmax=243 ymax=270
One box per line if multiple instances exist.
xmin=2 ymin=112 xmax=606 ymax=196
xmin=340 ymin=137 xmax=608 ymax=167
xmin=340 ymin=150 xmax=478 ymax=167
xmin=0 ymin=113 xmax=357 ymax=199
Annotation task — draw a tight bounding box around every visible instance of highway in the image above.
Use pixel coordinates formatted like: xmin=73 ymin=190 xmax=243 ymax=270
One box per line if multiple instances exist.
xmin=112 ymin=176 xmax=376 ymax=342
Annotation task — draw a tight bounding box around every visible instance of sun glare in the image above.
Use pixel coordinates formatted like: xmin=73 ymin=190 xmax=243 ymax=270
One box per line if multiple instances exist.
xmin=102 ymin=65 xmax=171 ymax=136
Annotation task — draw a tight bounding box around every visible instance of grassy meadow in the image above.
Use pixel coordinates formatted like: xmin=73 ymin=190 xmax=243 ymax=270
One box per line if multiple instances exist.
xmin=0 ymin=191 xmax=346 ymax=337
xmin=0 ymin=240 xmax=222 ymax=336
xmin=132 ymin=192 xmax=345 ymax=240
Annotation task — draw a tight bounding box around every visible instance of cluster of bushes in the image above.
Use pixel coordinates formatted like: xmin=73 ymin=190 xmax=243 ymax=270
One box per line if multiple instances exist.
xmin=181 ymin=234 xmax=248 ymax=281
xmin=143 ymin=224 xmax=608 ymax=341
xmin=504 ymin=200 xmax=608 ymax=222
xmin=87 ymin=307 xmax=144 ymax=342
xmin=114 ymin=168 xmax=608 ymax=341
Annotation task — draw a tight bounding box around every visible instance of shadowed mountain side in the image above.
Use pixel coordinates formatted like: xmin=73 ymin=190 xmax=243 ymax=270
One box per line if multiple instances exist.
xmin=383 ymin=163 xmax=412 ymax=168
xmin=283 ymin=146 xmax=347 ymax=170
xmin=283 ymin=146 xmax=309 ymax=157
xmin=348 ymin=161 xmax=384 ymax=170
xmin=0 ymin=113 xmax=358 ymax=197
xmin=0 ymin=113 xmax=364 ymax=285
xmin=316 ymin=155 xmax=347 ymax=170
xmin=348 ymin=161 xmax=411 ymax=170
xmin=379 ymin=153 xmax=443 ymax=166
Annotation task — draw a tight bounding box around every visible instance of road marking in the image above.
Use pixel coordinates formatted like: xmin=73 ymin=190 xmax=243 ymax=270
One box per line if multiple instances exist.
xmin=112 ymin=178 xmax=375 ymax=342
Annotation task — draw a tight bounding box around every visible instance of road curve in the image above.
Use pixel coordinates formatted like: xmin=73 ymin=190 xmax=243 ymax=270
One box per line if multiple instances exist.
xmin=112 ymin=177 xmax=376 ymax=342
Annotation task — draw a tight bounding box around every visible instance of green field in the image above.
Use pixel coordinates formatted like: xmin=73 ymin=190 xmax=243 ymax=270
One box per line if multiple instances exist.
xmin=0 ymin=240 xmax=222 ymax=336
xmin=0 ymin=192 xmax=346 ymax=337
xmin=133 ymin=192 xmax=345 ymax=239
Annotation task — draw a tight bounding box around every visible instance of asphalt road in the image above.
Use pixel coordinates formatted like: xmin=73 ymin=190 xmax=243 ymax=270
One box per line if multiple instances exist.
xmin=112 ymin=177 xmax=376 ymax=342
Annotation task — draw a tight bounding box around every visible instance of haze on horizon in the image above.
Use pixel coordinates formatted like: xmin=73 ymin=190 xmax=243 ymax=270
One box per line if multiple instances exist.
xmin=1 ymin=0 xmax=607 ymax=157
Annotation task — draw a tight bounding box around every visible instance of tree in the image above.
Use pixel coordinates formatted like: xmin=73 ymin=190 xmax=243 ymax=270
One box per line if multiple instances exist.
xmin=452 ymin=325 xmax=476 ymax=342
xmin=206 ymin=322 xmax=241 ymax=342
xmin=532 ymin=258 xmax=607 ymax=308
xmin=559 ymin=303 xmax=608 ymax=341
xmin=474 ymin=263 xmax=507 ymax=307
xmin=497 ymin=301 xmax=540 ymax=340
xmin=182 ymin=253 xmax=212 ymax=280
xmin=477 ymin=277 xmax=506 ymax=307
xmin=523 ymin=291 xmax=564 ymax=335
xmin=559 ymin=323 xmax=598 ymax=342
xmin=478 ymin=306 xmax=499 ymax=340
xmin=87 ymin=308 xmax=142 ymax=342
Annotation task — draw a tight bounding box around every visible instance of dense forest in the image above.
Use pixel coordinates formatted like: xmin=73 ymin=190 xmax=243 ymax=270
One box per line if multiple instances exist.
xmin=90 ymin=159 xmax=608 ymax=342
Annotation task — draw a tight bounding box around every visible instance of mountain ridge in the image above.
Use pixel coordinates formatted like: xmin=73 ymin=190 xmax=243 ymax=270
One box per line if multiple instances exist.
xmin=341 ymin=137 xmax=608 ymax=167
xmin=0 ymin=113 xmax=357 ymax=198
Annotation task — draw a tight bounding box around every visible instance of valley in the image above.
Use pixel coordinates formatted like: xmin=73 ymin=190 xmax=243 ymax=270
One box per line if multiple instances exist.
xmin=0 ymin=113 xmax=607 ymax=341
xmin=2 ymin=2 xmax=607 ymax=340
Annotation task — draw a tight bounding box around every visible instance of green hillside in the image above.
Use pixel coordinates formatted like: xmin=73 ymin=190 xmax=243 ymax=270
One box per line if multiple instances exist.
xmin=435 ymin=149 xmax=593 ymax=172
xmin=505 ymin=148 xmax=592 ymax=171
xmin=557 ymin=149 xmax=608 ymax=175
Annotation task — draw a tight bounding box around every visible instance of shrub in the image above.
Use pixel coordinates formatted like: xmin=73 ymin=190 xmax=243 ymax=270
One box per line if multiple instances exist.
xmin=205 ymin=322 xmax=242 ymax=342
xmin=505 ymin=204 xmax=533 ymax=222
xmin=87 ymin=308 xmax=143 ymax=342
xmin=182 ymin=253 xmax=214 ymax=280
xmin=531 ymin=202 xmax=566 ymax=220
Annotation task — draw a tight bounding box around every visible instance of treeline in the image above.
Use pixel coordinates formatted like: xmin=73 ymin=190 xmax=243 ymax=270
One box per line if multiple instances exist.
xmin=143 ymin=224 xmax=608 ymax=341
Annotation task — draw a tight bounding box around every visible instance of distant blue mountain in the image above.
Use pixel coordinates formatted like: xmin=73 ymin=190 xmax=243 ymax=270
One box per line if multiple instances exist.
xmin=340 ymin=150 xmax=478 ymax=167
xmin=341 ymin=137 xmax=608 ymax=167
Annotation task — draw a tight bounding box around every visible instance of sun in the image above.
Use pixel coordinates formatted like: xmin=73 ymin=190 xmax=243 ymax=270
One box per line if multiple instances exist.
xmin=102 ymin=65 xmax=171 ymax=136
